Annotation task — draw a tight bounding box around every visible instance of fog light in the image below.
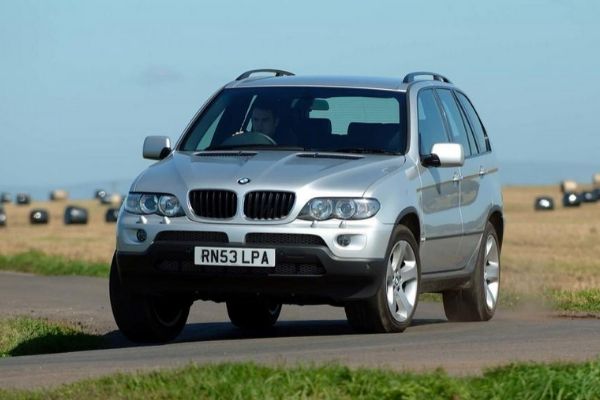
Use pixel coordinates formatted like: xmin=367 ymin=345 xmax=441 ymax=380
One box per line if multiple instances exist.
xmin=136 ymin=229 xmax=147 ymax=242
xmin=337 ymin=235 xmax=351 ymax=247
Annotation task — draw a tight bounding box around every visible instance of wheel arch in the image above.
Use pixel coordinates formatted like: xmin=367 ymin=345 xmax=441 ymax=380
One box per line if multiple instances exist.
xmin=394 ymin=207 xmax=421 ymax=246
xmin=488 ymin=207 xmax=504 ymax=248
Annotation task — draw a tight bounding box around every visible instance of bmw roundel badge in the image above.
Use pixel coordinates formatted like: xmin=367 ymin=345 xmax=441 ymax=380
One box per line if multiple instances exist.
xmin=238 ymin=177 xmax=251 ymax=185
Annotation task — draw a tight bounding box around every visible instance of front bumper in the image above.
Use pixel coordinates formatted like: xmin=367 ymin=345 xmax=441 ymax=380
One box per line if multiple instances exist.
xmin=116 ymin=240 xmax=387 ymax=305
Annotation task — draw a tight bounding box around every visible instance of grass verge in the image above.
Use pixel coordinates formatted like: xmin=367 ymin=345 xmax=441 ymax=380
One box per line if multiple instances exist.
xmin=0 ymin=251 xmax=109 ymax=277
xmin=1 ymin=361 xmax=600 ymax=399
xmin=0 ymin=316 xmax=105 ymax=358
xmin=549 ymin=289 xmax=600 ymax=314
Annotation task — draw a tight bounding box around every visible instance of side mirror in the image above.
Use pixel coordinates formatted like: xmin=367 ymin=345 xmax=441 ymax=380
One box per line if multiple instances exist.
xmin=422 ymin=143 xmax=464 ymax=167
xmin=143 ymin=136 xmax=172 ymax=160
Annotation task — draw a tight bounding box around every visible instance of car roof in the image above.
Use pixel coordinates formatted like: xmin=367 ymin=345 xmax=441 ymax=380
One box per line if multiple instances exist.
xmin=225 ymin=75 xmax=412 ymax=92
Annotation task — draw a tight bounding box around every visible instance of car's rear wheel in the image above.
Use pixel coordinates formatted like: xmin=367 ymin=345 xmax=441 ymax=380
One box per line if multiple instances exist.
xmin=226 ymin=298 xmax=282 ymax=329
xmin=109 ymin=254 xmax=190 ymax=343
xmin=345 ymin=225 xmax=420 ymax=333
xmin=442 ymin=222 xmax=500 ymax=322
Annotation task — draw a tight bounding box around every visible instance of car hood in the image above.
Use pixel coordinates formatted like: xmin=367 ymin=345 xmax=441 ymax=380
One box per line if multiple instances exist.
xmin=132 ymin=151 xmax=405 ymax=197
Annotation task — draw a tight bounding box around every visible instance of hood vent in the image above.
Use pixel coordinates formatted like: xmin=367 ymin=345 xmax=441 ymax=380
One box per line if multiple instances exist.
xmin=194 ymin=151 xmax=257 ymax=158
xmin=297 ymin=153 xmax=362 ymax=160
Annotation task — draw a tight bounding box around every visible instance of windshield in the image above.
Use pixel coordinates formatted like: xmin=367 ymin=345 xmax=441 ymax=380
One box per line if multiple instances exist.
xmin=179 ymin=87 xmax=407 ymax=154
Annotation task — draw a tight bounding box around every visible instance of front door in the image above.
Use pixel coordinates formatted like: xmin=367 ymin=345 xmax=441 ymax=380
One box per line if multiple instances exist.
xmin=416 ymin=88 xmax=464 ymax=273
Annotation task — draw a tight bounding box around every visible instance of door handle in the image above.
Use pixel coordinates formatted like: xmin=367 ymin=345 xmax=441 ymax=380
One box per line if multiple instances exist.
xmin=479 ymin=166 xmax=487 ymax=176
xmin=453 ymin=172 xmax=463 ymax=183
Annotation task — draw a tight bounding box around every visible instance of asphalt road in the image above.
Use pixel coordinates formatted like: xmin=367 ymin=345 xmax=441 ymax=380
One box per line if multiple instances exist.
xmin=1 ymin=271 xmax=600 ymax=389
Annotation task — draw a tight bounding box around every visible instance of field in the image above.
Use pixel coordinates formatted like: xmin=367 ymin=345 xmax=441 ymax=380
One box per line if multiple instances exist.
xmin=1 ymin=186 xmax=599 ymax=303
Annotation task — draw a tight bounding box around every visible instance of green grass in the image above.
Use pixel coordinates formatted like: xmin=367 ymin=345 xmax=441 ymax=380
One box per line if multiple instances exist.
xmin=0 ymin=316 xmax=105 ymax=358
xmin=549 ymin=289 xmax=600 ymax=313
xmin=1 ymin=361 xmax=600 ymax=399
xmin=0 ymin=251 xmax=109 ymax=277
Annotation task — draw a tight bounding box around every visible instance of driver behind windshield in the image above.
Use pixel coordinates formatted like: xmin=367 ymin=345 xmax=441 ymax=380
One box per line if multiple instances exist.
xmin=250 ymin=100 xmax=279 ymax=138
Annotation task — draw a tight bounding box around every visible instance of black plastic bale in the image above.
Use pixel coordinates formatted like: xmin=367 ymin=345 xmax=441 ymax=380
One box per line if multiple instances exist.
xmin=64 ymin=206 xmax=89 ymax=225
xmin=16 ymin=193 xmax=31 ymax=205
xmin=105 ymin=208 xmax=119 ymax=223
xmin=0 ymin=211 xmax=6 ymax=226
xmin=30 ymin=209 xmax=49 ymax=224
xmin=95 ymin=189 xmax=107 ymax=200
xmin=0 ymin=193 xmax=11 ymax=203
xmin=563 ymin=192 xmax=582 ymax=207
xmin=580 ymin=191 xmax=598 ymax=203
xmin=534 ymin=196 xmax=554 ymax=211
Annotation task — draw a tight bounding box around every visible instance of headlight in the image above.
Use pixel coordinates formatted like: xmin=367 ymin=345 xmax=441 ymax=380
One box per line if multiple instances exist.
xmin=300 ymin=198 xmax=380 ymax=221
xmin=158 ymin=195 xmax=183 ymax=217
xmin=140 ymin=194 xmax=159 ymax=214
xmin=308 ymin=199 xmax=334 ymax=220
xmin=124 ymin=193 xmax=185 ymax=217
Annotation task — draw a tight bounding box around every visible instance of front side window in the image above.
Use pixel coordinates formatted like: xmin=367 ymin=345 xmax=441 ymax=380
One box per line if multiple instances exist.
xmin=417 ymin=89 xmax=448 ymax=155
xmin=179 ymin=87 xmax=407 ymax=154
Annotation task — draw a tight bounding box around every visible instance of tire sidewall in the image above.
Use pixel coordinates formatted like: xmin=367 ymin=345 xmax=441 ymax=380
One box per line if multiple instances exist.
xmin=376 ymin=225 xmax=421 ymax=332
xmin=473 ymin=223 xmax=500 ymax=320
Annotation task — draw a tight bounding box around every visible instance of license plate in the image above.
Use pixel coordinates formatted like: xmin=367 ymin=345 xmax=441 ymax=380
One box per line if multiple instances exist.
xmin=194 ymin=247 xmax=276 ymax=267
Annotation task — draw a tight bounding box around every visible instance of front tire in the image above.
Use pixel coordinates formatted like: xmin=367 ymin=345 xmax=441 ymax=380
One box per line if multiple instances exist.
xmin=226 ymin=298 xmax=282 ymax=330
xmin=345 ymin=225 xmax=421 ymax=333
xmin=109 ymin=254 xmax=190 ymax=343
xmin=442 ymin=222 xmax=501 ymax=322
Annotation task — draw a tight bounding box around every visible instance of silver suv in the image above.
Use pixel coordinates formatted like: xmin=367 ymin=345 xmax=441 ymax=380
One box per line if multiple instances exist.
xmin=110 ymin=69 xmax=503 ymax=343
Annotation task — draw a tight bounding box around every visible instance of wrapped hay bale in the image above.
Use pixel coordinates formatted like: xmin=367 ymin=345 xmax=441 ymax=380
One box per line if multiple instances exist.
xmin=105 ymin=207 xmax=120 ymax=223
xmin=30 ymin=209 xmax=49 ymax=224
xmin=16 ymin=193 xmax=31 ymax=205
xmin=64 ymin=206 xmax=89 ymax=225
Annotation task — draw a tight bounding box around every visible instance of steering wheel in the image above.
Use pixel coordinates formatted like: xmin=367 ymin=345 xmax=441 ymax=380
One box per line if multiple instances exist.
xmin=221 ymin=131 xmax=278 ymax=146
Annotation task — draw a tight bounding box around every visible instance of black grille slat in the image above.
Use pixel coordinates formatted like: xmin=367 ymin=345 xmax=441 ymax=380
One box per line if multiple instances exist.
xmin=244 ymin=191 xmax=295 ymax=220
xmin=189 ymin=190 xmax=237 ymax=219
xmin=155 ymin=231 xmax=229 ymax=243
xmin=245 ymin=233 xmax=326 ymax=246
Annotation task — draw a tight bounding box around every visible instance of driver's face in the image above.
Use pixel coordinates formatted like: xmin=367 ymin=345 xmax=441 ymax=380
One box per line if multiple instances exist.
xmin=251 ymin=108 xmax=278 ymax=136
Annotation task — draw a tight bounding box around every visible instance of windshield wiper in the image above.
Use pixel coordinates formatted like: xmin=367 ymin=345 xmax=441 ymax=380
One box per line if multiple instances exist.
xmin=333 ymin=147 xmax=399 ymax=155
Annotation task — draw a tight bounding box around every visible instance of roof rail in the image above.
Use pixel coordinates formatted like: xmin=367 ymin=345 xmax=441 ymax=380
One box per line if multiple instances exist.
xmin=402 ymin=71 xmax=452 ymax=84
xmin=236 ymin=69 xmax=295 ymax=81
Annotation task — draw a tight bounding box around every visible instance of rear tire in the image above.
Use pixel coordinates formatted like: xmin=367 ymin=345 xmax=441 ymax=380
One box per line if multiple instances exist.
xmin=109 ymin=254 xmax=190 ymax=343
xmin=442 ymin=222 xmax=501 ymax=322
xmin=226 ymin=298 xmax=282 ymax=329
xmin=344 ymin=225 xmax=421 ymax=333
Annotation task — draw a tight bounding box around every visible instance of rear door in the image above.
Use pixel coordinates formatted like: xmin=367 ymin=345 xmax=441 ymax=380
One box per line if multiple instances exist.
xmin=436 ymin=88 xmax=496 ymax=265
xmin=417 ymin=88 xmax=464 ymax=273
xmin=455 ymin=90 xmax=499 ymax=253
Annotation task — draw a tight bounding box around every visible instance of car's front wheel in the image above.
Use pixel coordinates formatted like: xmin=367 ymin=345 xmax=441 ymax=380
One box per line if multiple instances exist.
xmin=226 ymin=298 xmax=282 ymax=330
xmin=345 ymin=225 xmax=421 ymax=333
xmin=109 ymin=254 xmax=190 ymax=343
xmin=442 ymin=222 xmax=501 ymax=322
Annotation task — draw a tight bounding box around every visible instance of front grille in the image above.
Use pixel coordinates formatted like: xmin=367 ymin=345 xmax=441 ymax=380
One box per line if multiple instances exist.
xmin=189 ymin=190 xmax=237 ymax=219
xmin=246 ymin=233 xmax=326 ymax=246
xmin=244 ymin=191 xmax=295 ymax=220
xmin=155 ymin=231 xmax=228 ymax=243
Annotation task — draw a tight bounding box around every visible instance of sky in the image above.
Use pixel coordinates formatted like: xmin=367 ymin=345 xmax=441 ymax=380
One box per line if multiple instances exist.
xmin=1 ymin=0 xmax=599 ymax=198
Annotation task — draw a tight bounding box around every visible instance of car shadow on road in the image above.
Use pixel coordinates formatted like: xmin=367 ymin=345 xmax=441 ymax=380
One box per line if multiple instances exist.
xmin=102 ymin=317 xmax=447 ymax=349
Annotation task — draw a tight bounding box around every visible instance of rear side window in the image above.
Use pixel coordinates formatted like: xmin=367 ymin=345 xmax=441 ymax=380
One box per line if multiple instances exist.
xmin=456 ymin=91 xmax=490 ymax=153
xmin=417 ymin=89 xmax=448 ymax=155
xmin=435 ymin=89 xmax=473 ymax=157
